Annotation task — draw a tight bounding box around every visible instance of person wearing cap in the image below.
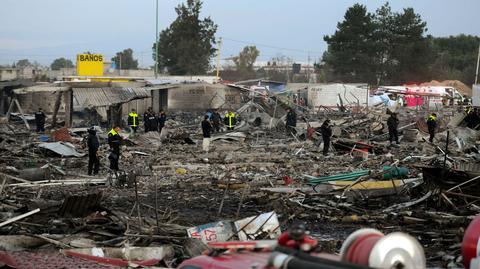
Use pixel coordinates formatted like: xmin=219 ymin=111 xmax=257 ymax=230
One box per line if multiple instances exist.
xmin=285 ymin=107 xmax=297 ymax=135
xmin=427 ymin=113 xmax=437 ymax=143
xmin=107 ymin=127 xmax=122 ymax=171
xmin=87 ymin=127 xmax=100 ymax=175
xmin=127 ymin=109 xmax=139 ymax=133
xmin=387 ymin=112 xmax=399 ymax=145
xmin=320 ymin=119 xmax=333 ymax=156
xmin=34 ymin=108 xmax=46 ymax=132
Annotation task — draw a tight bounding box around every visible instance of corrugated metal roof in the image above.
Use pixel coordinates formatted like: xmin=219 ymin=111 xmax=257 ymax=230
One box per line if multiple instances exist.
xmin=73 ymin=88 xmax=150 ymax=109
xmin=39 ymin=142 xmax=85 ymax=157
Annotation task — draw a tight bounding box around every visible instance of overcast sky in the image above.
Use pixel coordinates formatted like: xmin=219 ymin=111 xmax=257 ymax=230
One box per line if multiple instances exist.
xmin=1 ymin=0 xmax=479 ymax=67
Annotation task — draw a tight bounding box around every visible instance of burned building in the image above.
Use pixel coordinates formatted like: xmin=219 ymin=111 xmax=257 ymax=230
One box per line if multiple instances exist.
xmin=164 ymin=83 xmax=243 ymax=111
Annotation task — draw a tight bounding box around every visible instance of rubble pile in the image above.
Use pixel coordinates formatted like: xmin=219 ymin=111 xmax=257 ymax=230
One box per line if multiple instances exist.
xmin=0 ymin=103 xmax=480 ymax=268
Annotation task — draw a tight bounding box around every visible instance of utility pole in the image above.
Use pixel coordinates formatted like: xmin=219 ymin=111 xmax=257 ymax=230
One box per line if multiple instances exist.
xmin=119 ymin=54 xmax=122 ymax=76
xmin=155 ymin=0 xmax=159 ymax=79
xmin=307 ymin=51 xmax=310 ymax=83
xmin=475 ymin=42 xmax=480 ymax=85
xmin=216 ymin=37 xmax=222 ymax=82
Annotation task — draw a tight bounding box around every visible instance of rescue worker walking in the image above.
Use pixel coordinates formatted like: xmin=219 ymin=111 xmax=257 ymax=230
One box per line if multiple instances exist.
xmin=107 ymin=127 xmax=122 ymax=171
xmin=387 ymin=113 xmax=400 ymax=145
xmin=320 ymin=119 xmax=333 ymax=156
xmin=34 ymin=108 xmax=46 ymax=132
xmin=87 ymin=127 xmax=100 ymax=175
xmin=212 ymin=109 xmax=221 ymax=133
xmin=127 ymin=109 xmax=139 ymax=133
xmin=201 ymin=115 xmax=213 ymax=152
xmin=427 ymin=113 xmax=437 ymax=143
xmin=158 ymin=110 xmax=167 ymax=134
xmin=224 ymin=111 xmax=236 ymax=131
xmin=286 ymin=108 xmax=297 ymax=135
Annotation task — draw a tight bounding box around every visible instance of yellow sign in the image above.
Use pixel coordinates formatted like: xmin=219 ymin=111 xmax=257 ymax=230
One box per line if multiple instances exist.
xmin=77 ymin=54 xmax=104 ymax=76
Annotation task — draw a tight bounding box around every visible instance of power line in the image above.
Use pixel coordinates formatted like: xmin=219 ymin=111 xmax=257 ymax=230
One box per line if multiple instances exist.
xmin=222 ymin=37 xmax=324 ymax=55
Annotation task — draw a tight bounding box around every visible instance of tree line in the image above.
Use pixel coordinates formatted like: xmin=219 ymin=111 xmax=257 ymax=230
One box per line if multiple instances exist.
xmin=151 ymin=0 xmax=478 ymax=85
xmin=10 ymin=1 xmax=478 ymax=86
xmin=322 ymin=3 xmax=480 ymax=86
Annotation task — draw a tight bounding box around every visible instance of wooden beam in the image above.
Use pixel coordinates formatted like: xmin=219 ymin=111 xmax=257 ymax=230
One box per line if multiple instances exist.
xmin=64 ymin=89 xmax=72 ymax=128
xmin=5 ymin=98 xmax=29 ymax=130
xmin=5 ymin=98 xmax=15 ymax=119
xmin=0 ymin=172 xmax=32 ymax=184
xmin=13 ymin=98 xmax=30 ymax=130
xmin=51 ymin=90 xmax=63 ymax=128
xmin=0 ymin=175 xmax=6 ymax=197
xmin=0 ymin=208 xmax=40 ymax=228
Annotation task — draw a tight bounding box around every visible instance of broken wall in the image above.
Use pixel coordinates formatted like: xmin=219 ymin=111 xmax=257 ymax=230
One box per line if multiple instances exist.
xmin=121 ymin=98 xmax=152 ymax=116
xmin=307 ymin=83 xmax=368 ymax=110
xmin=14 ymin=86 xmax=69 ymax=114
xmin=167 ymin=84 xmax=243 ymax=111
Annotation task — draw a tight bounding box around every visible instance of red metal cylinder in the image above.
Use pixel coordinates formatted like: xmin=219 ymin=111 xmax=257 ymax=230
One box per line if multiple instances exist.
xmin=463 ymin=215 xmax=480 ymax=268
xmin=345 ymin=233 xmax=383 ymax=266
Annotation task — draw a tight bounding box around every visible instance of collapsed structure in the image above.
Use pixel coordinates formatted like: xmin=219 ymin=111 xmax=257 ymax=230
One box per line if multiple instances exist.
xmin=0 ymin=74 xmax=480 ymax=268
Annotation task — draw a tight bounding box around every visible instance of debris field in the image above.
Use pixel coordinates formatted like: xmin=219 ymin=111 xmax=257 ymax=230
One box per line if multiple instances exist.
xmin=1 ymin=101 xmax=480 ymax=269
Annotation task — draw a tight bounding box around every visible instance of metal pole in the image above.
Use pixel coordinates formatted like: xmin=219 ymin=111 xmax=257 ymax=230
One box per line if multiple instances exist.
xmin=154 ymin=174 xmax=159 ymax=229
xmin=475 ymin=42 xmax=480 ymax=85
xmin=155 ymin=0 xmax=159 ymax=79
xmin=216 ymin=37 xmax=222 ymax=81
xmin=443 ymin=130 xmax=449 ymax=168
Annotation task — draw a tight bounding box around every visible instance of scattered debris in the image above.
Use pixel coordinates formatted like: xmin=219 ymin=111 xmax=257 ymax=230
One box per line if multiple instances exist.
xmin=0 ymin=84 xmax=479 ymax=268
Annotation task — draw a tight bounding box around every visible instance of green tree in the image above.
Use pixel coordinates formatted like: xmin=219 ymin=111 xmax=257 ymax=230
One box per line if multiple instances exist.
xmin=372 ymin=3 xmax=432 ymax=84
xmin=431 ymin=34 xmax=480 ymax=86
xmin=233 ymin=46 xmax=260 ymax=73
xmin=324 ymin=3 xmax=432 ymax=85
xmin=388 ymin=7 xmax=432 ymax=84
xmin=373 ymin=2 xmax=396 ymax=84
xmin=323 ymin=4 xmax=377 ymax=83
xmin=112 ymin=48 xmax=138 ymax=70
xmin=153 ymin=0 xmax=217 ymax=75
xmin=50 ymin=58 xmax=74 ymax=70
xmin=16 ymin=59 xmax=31 ymax=67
